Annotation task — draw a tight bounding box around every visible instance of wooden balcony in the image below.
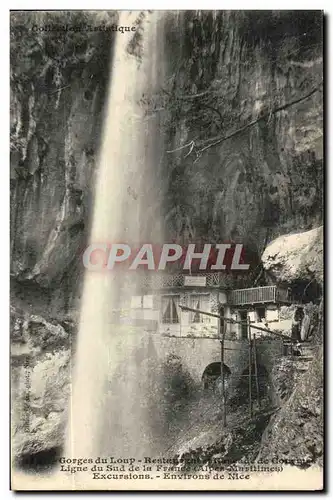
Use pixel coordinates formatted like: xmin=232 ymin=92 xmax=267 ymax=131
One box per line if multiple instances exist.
xmin=137 ymin=275 xmax=292 ymax=306
xmin=228 ymin=285 xmax=291 ymax=306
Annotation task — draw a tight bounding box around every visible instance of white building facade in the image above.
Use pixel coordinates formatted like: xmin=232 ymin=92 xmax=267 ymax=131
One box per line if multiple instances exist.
xmin=129 ymin=274 xmax=294 ymax=339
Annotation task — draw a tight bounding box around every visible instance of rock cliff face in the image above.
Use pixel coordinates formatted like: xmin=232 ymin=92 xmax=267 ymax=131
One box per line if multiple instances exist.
xmin=161 ymin=11 xmax=323 ymax=252
xmin=10 ymin=11 xmax=323 ymax=314
xmin=10 ymin=11 xmax=118 ymax=314
xmin=258 ymin=345 xmax=323 ymax=468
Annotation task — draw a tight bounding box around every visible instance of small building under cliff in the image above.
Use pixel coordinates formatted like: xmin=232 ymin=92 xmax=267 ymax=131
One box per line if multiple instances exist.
xmin=128 ymin=272 xmax=296 ymax=339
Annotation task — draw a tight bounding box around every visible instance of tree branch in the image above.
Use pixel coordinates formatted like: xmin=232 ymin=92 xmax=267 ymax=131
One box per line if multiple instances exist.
xmin=162 ymin=87 xmax=224 ymax=126
xmin=166 ymin=140 xmax=195 ymax=154
xmin=196 ymin=83 xmax=323 ymax=155
xmin=161 ymin=88 xmax=214 ymax=100
xmin=164 ymin=81 xmax=322 ymax=163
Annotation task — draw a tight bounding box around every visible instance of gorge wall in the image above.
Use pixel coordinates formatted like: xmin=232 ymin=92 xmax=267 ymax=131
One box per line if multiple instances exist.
xmin=10 ymin=11 xmax=323 ymax=316
xmin=161 ymin=11 xmax=323 ymax=247
xmin=10 ymin=11 xmax=117 ymax=315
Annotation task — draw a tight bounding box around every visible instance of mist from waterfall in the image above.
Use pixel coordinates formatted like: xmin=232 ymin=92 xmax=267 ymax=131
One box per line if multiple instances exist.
xmin=66 ymin=11 xmax=167 ymax=461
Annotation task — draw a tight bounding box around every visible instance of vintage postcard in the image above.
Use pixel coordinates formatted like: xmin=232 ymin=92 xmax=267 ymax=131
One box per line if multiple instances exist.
xmin=10 ymin=10 xmax=324 ymax=490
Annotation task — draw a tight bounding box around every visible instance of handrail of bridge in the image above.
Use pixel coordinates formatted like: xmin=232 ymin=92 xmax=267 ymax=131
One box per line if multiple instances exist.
xmin=179 ymin=305 xmax=291 ymax=341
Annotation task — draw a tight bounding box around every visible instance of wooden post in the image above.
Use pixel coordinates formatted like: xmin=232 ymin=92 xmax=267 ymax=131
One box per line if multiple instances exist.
xmin=220 ymin=314 xmax=227 ymax=427
xmin=248 ymin=317 xmax=253 ymax=419
xmin=253 ymin=334 xmax=260 ymax=409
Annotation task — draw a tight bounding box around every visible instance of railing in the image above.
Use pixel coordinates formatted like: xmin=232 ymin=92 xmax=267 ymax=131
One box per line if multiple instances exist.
xmin=137 ymin=276 xmax=292 ymax=305
xmin=228 ymin=285 xmax=291 ymax=306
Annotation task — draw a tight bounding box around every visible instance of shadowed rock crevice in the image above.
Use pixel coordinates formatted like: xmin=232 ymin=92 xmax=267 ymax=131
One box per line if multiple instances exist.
xmin=15 ymin=447 xmax=62 ymax=472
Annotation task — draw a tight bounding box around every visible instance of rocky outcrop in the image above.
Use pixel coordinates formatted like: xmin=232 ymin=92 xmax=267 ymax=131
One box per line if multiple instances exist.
xmin=11 ymin=307 xmax=73 ymax=462
xmin=262 ymin=226 xmax=323 ymax=298
xmin=258 ymin=345 xmax=323 ymax=468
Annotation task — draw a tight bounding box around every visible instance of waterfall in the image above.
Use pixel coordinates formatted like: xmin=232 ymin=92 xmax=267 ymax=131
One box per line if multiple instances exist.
xmin=66 ymin=11 xmax=166 ymax=461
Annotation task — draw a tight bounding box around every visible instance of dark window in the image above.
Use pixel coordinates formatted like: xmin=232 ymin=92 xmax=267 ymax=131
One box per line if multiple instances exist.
xmin=239 ymin=310 xmax=248 ymax=339
xmin=256 ymin=307 xmax=266 ymax=321
xmin=162 ymin=296 xmax=179 ymax=324
xmin=191 ymin=295 xmax=210 ymax=323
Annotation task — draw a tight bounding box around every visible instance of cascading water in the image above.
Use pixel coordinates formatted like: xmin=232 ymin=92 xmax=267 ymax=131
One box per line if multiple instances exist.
xmin=66 ymin=11 xmax=167 ymax=463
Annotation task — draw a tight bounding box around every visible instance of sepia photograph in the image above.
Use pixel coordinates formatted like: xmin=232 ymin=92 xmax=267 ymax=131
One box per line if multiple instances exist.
xmin=10 ymin=9 xmax=324 ymax=491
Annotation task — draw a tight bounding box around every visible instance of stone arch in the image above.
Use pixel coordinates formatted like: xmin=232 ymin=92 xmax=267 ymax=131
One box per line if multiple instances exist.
xmin=202 ymin=362 xmax=231 ymax=391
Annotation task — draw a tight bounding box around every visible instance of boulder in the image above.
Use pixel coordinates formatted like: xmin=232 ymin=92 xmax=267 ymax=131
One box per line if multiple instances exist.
xmin=262 ymin=227 xmax=323 ymax=288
